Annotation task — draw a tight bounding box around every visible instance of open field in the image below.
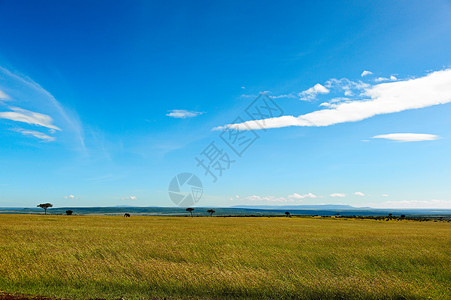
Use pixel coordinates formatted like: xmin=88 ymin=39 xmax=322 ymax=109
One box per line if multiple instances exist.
xmin=0 ymin=215 xmax=450 ymax=299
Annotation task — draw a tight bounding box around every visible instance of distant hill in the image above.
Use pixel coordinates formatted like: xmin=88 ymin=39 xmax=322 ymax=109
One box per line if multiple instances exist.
xmin=231 ymin=204 xmax=372 ymax=210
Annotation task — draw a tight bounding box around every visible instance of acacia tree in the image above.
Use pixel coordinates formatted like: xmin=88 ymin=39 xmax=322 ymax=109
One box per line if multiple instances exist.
xmin=285 ymin=211 xmax=291 ymax=218
xmin=37 ymin=203 xmax=53 ymax=215
xmin=66 ymin=210 xmax=73 ymax=215
xmin=207 ymin=209 xmax=216 ymax=217
xmin=186 ymin=207 xmax=194 ymax=217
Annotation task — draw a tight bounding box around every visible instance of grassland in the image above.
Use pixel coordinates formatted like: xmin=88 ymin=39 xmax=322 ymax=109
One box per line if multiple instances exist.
xmin=0 ymin=215 xmax=450 ymax=299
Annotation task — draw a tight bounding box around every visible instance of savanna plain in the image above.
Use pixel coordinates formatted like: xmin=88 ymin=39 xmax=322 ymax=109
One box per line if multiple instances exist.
xmin=0 ymin=214 xmax=450 ymax=299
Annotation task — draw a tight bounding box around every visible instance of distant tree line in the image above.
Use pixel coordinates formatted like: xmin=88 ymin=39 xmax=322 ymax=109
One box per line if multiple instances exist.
xmin=331 ymin=214 xmax=450 ymax=222
xmin=35 ymin=203 xmax=449 ymax=221
xmin=184 ymin=208 xmax=216 ymax=217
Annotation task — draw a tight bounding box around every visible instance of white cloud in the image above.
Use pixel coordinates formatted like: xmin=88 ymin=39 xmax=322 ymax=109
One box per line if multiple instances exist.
xmin=319 ymin=97 xmax=352 ymax=108
xmin=166 ymin=109 xmax=203 ymax=119
xmin=361 ymin=70 xmax=373 ymax=77
xmin=330 ymin=193 xmax=346 ymax=198
xmin=375 ymin=75 xmax=397 ymax=82
xmin=354 ymin=192 xmax=365 ymax=197
xmin=220 ymin=69 xmax=451 ymax=131
xmin=298 ymin=83 xmax=330 ymax=100
xmin=372 ymin=199 xmax=451 ymax=209
xmin=375 ymin=77 xmax=390 ymax=82
xmin=344 ymin=90 xmax=353 ymax=96
xmin=14 ymin=129 xmax=55 ymax=142
xmin=382 ymin=194 xmax=389 ymax=197
xmin=0 ymin=106 xmax=61 ymax=131
xmin=288 ymin=193 xmax=302 ymax=199
xmin=288 ymin=192 xmax=317 ymax=199
xmin=65 ymin=195 xmax=78 ymax=200
xmin=373 ymin=133 xmax=440 ymax=142
xmin=330 ymin=97 xmax=351 ymax=103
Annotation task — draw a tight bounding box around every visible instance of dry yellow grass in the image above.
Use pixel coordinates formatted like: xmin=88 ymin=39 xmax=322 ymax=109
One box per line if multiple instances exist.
xmin=0 ymin=214 xmax=450 ymax=299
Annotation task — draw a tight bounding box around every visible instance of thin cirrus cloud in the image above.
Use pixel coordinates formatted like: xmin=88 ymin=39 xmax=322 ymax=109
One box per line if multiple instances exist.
xmin=372 ymin=133 xmax=440 ymax=142
xmin=361 ymin=70 xmax=373 ymax=77
xmin=0 ymin=106 xmax=61 ymax=131
xmin=0 ymin=66 xmax=85 ymax=148
xmin=271 ymin=94 xmax=297 ymax=99
xmin=13 ymin=129 xmax=56 ymax=142
xmin=0 ymin=89 xmax=10 ymax=100
xmin=166 ymin=109 xmax=204 ymax=119
xmin=219 ymin=69 xmax=451 ymax=131
xmin=324 ymin=78 xmax=369 ymax=97
xmin=354 ymin=192 xmax=365 ymax=197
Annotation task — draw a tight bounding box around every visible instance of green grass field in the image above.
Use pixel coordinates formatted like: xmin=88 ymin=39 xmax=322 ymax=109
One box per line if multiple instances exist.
xmin=0 ymin=215 xmax=450 ymax=299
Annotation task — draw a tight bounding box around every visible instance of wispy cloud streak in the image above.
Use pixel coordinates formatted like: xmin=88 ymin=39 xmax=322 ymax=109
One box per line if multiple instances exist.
xmin=220 ymin=69 xmax=451 ymax=130
xmin=13 ymin=129 xmax=56 ymax=142
xmin=166 ymin=109 xmax=204 ymax=119
xmin=0 ymin=107 xmax=61 ymax=130
xmin=0 ymin=89 xmax=10 ymax=100
xmin=373 ymin=133 xmax=440 ymax=142
xmin=0 ymin=66 xmax=85 ymax=149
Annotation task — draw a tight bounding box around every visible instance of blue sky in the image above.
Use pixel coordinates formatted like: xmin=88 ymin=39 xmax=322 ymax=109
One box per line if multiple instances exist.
xmin=1 ymin=0 xmax=451 ymax=208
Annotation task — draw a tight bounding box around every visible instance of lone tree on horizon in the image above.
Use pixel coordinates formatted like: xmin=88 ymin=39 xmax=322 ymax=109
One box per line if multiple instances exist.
xmin=186 ymin=207 xmax=194 ymax=217
xmin=285 ymin=211 xmax=291 ymax=218
xmin=207 ymin=209 xmax=216 ymax=217
xmin=37 ymin=203 xmax=53 ymax=215
xmin=65 ymin=210 xmax=73 ymax=215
